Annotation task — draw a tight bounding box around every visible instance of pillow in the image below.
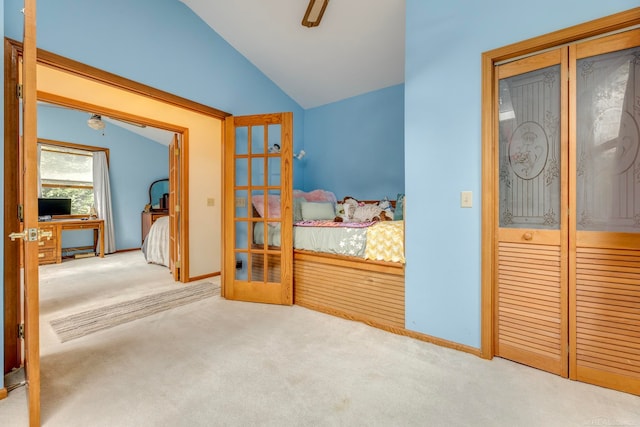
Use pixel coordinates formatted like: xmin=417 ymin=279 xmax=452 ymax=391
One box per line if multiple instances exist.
xmin=293 ymin=189 xmax=337 ymax=204
xmin=252 ymin=194 xmax=281 ymax=218
xmin=293 ymin=197 xmax=304 ymax=222
xmin=394 ymin=193 xmax=405 ymax=220
xmin=301 ymin=201 xmax=336 ymax=221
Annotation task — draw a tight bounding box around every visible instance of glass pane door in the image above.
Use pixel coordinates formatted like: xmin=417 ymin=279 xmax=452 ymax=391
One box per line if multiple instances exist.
xmin=223 ymin=113 xmax=293 ymax=305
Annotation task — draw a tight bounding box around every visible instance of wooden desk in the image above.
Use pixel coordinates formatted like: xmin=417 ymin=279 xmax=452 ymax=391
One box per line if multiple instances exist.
xmin=38 ymin=219 xmax=105 ymax=264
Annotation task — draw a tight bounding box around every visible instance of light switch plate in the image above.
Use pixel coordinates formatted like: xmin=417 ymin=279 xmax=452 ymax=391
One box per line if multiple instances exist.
xmin=207 ymin=198 xmax=215 ymax=207
xmin=461 ymin=191 xmax=472 ymax=208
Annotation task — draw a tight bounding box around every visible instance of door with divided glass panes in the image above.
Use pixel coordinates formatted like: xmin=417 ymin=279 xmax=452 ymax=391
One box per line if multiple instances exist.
xmin=223 ymin=113 xmax=293 ymax=305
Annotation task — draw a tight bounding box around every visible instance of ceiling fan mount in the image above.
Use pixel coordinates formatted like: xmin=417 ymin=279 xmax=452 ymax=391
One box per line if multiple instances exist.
xmin=302 ymin=0 xmax=329 ymax=28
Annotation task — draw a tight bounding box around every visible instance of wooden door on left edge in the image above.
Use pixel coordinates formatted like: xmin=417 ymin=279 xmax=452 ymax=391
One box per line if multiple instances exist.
xmin=14 ymin=0 xmax=42 ymax=424
xmin=222 ymin=113 xmax=293 ymax=305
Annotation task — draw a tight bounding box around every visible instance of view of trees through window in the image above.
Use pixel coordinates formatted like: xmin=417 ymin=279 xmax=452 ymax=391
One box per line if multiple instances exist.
xmin=40 ymin=144 xmax=94 ymax=215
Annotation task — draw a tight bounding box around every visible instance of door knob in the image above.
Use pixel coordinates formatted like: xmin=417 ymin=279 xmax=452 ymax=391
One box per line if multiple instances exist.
xmin=9 ymin=231 xmax=27 ymax=241
xmin=523 ymin=232 xmax=533 ymax=241
xmin=8 ymin=228 xmax=38 ymax=241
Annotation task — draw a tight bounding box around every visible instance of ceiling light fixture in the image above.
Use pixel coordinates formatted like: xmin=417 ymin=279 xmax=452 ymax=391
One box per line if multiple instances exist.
xmin=87 ymin=114 xmax=106 ymax=131
xmin=302 ymin=0 xmax=329 ymax=28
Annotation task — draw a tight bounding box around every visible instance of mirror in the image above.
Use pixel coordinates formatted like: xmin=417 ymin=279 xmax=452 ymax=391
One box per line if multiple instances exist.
xmin=149 ymin=178 xmax=169 ymax=211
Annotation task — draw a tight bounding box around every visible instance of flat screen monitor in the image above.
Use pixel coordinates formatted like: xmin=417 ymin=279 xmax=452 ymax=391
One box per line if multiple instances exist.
xmin=38 ymin=198 xmax=72 ymax=217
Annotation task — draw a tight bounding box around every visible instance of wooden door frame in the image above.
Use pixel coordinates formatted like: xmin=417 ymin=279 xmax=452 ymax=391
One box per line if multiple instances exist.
xmin=3 ymin=38 xmax=230 ymax=375
xmin=480 ymin=8 xmax=640 ymax=359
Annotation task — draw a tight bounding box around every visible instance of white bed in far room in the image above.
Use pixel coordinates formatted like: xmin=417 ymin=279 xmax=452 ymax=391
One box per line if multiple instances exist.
xmin=142 ymin=215 xmax=169 ymax=267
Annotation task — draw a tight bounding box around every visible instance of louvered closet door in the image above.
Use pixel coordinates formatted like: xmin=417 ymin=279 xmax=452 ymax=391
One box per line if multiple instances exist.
xmin=495 ymin=49 xmax=569 ymax=376
xmin=570 ymin=30 xmax=640 ymax=395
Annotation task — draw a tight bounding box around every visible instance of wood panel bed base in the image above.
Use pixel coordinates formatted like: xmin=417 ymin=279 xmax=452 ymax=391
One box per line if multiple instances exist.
xmin=293 ymin=250 xmax=482 ymax=357
xmin=293 ymin=249 xmax=405 ymax=328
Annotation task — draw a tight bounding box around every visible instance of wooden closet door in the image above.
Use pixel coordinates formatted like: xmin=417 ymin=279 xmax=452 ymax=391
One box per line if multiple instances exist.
xmin=494 ymin=48 xmax=569 ymax=376
xmin=570 ymin=29 xmax=640 ymax=395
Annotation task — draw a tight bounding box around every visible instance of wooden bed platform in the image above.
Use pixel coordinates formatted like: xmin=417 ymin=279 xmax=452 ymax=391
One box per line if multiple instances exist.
xmin=293 ymin=249 xmax=405 ymax=330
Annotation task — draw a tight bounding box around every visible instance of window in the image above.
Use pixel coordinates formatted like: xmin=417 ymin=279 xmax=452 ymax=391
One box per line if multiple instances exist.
xmin=39 ymin=141 xmax=107 ymax=215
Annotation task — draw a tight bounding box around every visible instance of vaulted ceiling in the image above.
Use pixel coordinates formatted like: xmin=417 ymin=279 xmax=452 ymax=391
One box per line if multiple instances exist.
xmin=178 ymin=0 xmax=406 ymax=109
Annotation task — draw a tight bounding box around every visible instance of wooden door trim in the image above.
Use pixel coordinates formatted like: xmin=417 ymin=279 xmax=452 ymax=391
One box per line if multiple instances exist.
xmin=5 ymin=38 xmax=230 ymax=121
xmin=3 ymin=40 xmax=21 ymax=374
xmin=480 ymin=7 xmax=640 ymax=359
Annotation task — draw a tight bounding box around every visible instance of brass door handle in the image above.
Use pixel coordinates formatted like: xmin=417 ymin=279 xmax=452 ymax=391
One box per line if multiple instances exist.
xmin=523 ymin=232 xmax=533 ymax=241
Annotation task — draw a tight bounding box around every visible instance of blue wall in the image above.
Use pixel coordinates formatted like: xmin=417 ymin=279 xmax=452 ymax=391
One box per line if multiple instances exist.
xmin=404 ymin=0 xmax=637 ymax=348
xmin=303 ymin=84 xmax=405 ymax=200
xmin=3 ymin=0 xmax=307 ymax=189
xmin=38 ymin=105 xmax=168 ymax=251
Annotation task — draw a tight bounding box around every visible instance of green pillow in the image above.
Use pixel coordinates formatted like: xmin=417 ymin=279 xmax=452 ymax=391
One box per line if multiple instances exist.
xmin=394 ymin=194 xmax=405 ymax=220
xmin=301 ymin=201 xmax=336 ymax=221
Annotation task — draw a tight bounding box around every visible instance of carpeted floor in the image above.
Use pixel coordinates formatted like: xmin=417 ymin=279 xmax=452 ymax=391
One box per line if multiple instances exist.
xmin=1 ymin=251 xmax=639 ymax=426
xmin=50 ymin=281 xmax=220 ymax=342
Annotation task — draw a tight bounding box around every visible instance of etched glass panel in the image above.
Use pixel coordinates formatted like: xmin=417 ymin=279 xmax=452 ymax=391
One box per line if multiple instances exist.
xmin=576 ymin=47 xmax=640 ymax=232
xmin=499 ymin=65 xmax=561 ymax=229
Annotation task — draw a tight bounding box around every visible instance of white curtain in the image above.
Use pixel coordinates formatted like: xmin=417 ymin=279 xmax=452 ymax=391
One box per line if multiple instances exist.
xmin=93 ymin=151 xmax=116 ymax=254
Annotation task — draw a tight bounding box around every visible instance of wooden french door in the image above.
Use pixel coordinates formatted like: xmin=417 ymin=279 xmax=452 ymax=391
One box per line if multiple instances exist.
xmin=494 ymin=28 xmax=640 ymax=395
xmin=222 ymin=113 xmax=293 ymax=305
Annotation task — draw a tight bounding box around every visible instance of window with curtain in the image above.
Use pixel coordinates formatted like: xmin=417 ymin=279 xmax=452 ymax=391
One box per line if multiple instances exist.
xmin=39 ymin=142 xmax=107 ymax=215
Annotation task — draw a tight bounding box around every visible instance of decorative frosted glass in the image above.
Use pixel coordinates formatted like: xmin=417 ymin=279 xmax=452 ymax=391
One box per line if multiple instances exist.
xmin=499 ymin=64 xmax=561 ymax=229
xmin=576 ymin=47 xmax=640 ymax=232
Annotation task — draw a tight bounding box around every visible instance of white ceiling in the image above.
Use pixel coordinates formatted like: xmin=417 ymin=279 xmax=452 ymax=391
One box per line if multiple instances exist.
xmin=179 ymin=0 xmax=406 ymax=109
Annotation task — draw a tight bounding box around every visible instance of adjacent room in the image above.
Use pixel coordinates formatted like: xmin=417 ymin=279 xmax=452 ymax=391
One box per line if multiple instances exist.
xmin=1 ymin=0 xmax=639 ymax=425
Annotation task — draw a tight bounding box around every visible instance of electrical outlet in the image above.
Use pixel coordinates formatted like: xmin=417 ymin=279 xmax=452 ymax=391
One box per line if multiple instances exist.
xmin=461 ymin=191 xmax=472 ymax=208
xmin=207 ymin=198 xmax=215 ymax=207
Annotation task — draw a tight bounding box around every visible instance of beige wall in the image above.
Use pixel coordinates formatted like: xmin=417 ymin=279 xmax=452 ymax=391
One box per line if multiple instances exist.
xmin=36 ymin=64 xmax=222 ymax=277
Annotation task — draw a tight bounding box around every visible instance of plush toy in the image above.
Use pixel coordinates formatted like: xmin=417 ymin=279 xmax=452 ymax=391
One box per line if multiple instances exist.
xmin=334 ymin=197 xmax=392 ymax=222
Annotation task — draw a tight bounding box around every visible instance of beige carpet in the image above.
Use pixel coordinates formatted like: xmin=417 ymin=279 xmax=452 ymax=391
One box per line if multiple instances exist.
xmin=50 ymin=281 xmax=219 ymax=342
xmin=1 ymin=251 xmax=639 ymax=427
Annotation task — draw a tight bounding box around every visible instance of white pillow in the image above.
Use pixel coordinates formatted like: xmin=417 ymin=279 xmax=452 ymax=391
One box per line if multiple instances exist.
xmin=300 ymin=201 xmax=336 ymax=220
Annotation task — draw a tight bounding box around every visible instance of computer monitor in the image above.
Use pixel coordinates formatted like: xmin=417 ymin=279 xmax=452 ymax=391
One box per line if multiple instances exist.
xmin=38 ymin=198 xmax=72 ymax=217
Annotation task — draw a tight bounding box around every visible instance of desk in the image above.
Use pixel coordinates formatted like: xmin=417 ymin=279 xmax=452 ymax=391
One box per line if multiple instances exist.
xmin=38 ymin=219 xmax=104 ymax=264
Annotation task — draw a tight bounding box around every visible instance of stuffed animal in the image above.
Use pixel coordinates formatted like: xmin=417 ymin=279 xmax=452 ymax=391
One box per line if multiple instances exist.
xmin=334 ymin=197 xmax=391 ymax=222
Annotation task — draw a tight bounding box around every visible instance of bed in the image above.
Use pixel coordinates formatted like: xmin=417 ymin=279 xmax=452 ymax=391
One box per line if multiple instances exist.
xmin=142 ymin=215 xmax=169 ymax=267
xmin=253 ymin=190 xmax=406 ymax=332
